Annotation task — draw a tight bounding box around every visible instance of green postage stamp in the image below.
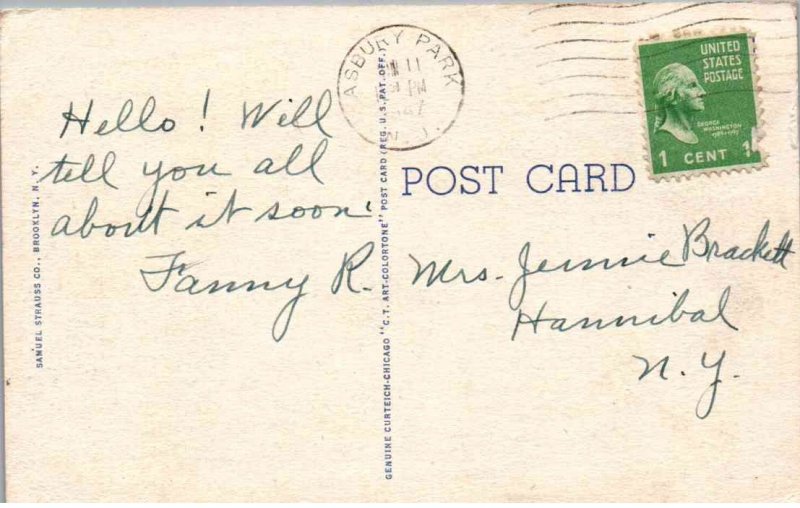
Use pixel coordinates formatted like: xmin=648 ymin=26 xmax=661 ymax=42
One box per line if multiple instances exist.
xmin=637 ymin=32 xmax=762 ymax=180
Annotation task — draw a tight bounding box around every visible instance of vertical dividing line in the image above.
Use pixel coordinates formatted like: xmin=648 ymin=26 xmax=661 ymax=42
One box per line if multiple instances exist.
xmin=376 ymin=47 xmax=394 ymax=481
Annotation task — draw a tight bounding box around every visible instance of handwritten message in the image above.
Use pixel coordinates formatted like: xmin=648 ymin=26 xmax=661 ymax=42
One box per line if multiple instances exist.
xmin=33 ymin=89 xmax=796 ymax=422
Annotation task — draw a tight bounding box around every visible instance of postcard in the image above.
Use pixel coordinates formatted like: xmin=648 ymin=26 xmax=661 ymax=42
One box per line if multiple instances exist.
xmin=1 ymin=2 xmax=798 ymax=501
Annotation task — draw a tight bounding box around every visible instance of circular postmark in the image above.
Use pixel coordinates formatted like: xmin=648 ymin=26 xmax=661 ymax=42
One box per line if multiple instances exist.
xmin=337 ymin=24 xmax=465 ymax=151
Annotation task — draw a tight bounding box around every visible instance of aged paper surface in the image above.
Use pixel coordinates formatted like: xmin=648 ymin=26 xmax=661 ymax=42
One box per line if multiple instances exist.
xmin=1 ymin=2 xmax=798 ymax=502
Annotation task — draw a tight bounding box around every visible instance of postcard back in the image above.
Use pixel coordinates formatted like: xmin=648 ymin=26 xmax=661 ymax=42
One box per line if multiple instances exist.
xmin=1 ymin=2 xmax=799 ymax=502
